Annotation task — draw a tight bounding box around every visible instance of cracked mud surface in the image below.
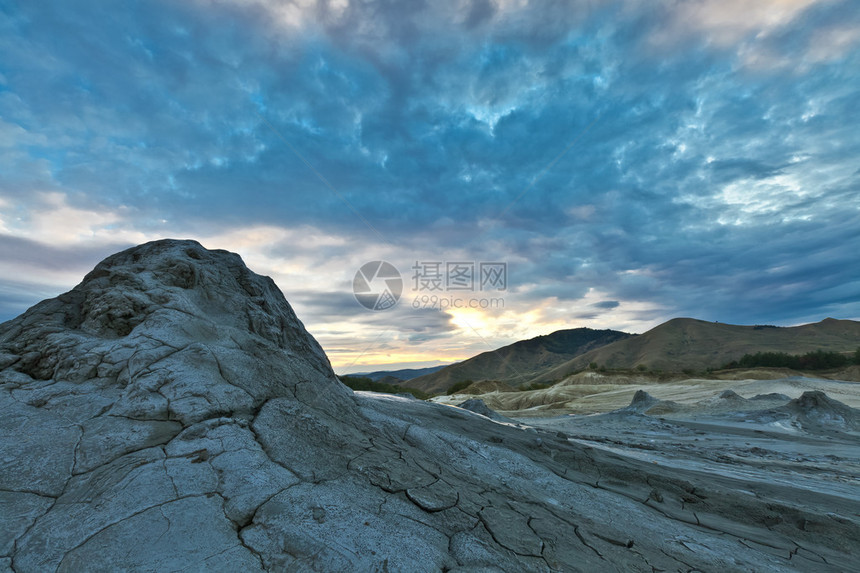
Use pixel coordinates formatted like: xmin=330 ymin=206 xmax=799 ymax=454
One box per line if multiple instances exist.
xmin=1 ymin=240 xmax=857 ymax=572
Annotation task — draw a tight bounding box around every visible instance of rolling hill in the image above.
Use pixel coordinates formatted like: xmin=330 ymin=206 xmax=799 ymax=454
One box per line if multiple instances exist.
xmin=529 ymin=317 xmax=860 ymax=384
xmin=349 ymin=365 xmax=448 ymax=382
xmin=403 ymin=327 xmax=631 ymax=394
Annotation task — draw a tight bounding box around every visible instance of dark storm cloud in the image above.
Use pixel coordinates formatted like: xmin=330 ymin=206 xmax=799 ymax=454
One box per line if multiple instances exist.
xmin=0 ymin=285 xmax=45 ymax=324
xmin=0 ymin=235 xmax=138 ymax=321
xmin=706 ymin=159 xmax=786 ymax=183
xmin=1 ymin=0 xmax=858 ymax=338
xmin=0 ymin=235 xmax=131 ymax=272
xmin=289 ymin=288 xmax=457 ymax=337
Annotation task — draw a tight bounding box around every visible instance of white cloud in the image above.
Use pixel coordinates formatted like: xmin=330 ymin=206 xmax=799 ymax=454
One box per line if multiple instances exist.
xmin=3 ymin=192 xmax=147 ymax=245
xmin=642 ymin=0 xmax=860 ymax=72
xmin=652 ymin=0 xmax=824 ymax=47
xmin=739 ymin=22 xmax=860 ymax=72
xmin=0 ymin=119 xmax=47 ymax=148
xmin=566 ymin=204 xmax=596 ymax=221
xmin=198 ymin=0 xmax=316 ymax=29
xmin=0 ymin=196 xmax=8 ymax=235
xmin=805 ymin=23 xmax=860 ymax=62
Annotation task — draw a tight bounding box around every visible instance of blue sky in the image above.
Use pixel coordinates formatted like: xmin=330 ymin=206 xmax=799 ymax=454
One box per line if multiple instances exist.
xmin=1 ymin=0 xmax=858 ymax=372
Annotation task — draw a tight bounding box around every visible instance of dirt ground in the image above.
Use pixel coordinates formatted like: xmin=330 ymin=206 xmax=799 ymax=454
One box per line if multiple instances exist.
xmin=434 ymin=373 xmax=860 ymax=570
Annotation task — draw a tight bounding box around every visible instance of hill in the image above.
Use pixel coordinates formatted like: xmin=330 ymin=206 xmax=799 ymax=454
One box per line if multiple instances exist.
xmin=404 ymin=327 xmax=631 ymax=394
xmin=349 ymin=365 xmax=447 ymax=382
xmin=530 ymin=317 xmax=860 ymax=384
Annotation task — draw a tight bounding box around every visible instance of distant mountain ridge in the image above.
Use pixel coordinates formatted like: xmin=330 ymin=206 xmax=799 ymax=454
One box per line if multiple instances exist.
xmin=403 ymin=327 xmax=632 ymax=394
xmin=349 ymin=365 xmax=448 ymax=382
xmin=530 ymin=317 xmax=860 ymax=384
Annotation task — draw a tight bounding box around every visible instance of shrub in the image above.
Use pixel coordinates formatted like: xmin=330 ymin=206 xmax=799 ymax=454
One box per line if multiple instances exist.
xmin=519 ymin=382 xmax=550 ymax=392
xmin=446 ymin=379 xmax=473 ymax=395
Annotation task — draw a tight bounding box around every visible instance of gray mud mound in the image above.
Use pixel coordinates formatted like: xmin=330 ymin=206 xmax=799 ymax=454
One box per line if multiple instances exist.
xmin=750 ymin=392 xmax=792 ymax=402
xmin=616 ymin=390 xmax=681 ymax=415
xmin=455 ymin=398 xmax=511 ymax=422
xmin=700 ymin=389 xmax=749 ymax=409
xmin=685 ymin=389 xmax=756 ymax=415
xmin=672 ymin=389 xmax=791 ymax=418
xmin=1 ymin=240 xmax=858 ymax=572
xmin=626 ymin=389 xmax=659 ymax=412
xmin=718 ymin=389 xmax=746 ymax=402
xmin=777 ymin=390 xmax=860 ymax=432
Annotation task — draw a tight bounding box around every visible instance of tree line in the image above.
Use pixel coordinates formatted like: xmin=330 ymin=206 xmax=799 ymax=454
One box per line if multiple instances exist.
xmin=724 ymin=348 xmax=860 ymax=371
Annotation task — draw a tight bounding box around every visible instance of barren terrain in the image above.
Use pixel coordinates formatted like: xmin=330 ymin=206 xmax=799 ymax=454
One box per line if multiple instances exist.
xmin=3 ymin=241 xmax=858 ymax=572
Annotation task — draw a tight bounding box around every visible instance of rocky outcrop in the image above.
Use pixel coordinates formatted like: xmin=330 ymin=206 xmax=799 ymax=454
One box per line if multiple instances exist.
xmin=1 ymin=240 xmax=856 ymax=571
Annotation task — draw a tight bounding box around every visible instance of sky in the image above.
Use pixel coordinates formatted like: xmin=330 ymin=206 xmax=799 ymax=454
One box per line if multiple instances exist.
xmin=1 ymin=0 xmax=858 ymax=373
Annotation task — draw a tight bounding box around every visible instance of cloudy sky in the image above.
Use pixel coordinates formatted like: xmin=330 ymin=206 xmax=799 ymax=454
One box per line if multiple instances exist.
xmin=1 ymin=0 xmax=858 ymax=372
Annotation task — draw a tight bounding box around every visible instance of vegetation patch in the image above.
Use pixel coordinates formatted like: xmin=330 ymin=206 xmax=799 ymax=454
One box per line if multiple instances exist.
xmin=518 ymin=382 xmax=551 ymax=391
xmin=445 ymin=379 xmax=474 ymax=395
xmin=723 ymin=349 xmax=860 ymax=371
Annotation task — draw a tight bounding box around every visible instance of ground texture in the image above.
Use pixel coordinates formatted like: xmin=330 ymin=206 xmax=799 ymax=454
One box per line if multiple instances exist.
xmin=2 ymin=240 xmax=857 ymax=572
